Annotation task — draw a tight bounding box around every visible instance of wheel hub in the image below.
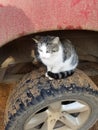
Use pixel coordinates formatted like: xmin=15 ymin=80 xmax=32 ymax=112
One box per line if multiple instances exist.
xmin=24 ymin=100 xmax=91 ymax=130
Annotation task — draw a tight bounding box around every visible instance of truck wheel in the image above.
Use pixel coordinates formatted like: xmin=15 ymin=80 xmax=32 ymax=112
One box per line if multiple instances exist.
xmin=5 ymin=67 xmax=98 ymax=130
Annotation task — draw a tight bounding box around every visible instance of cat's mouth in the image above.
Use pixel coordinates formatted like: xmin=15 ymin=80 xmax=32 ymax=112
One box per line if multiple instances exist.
xmin=41 ymin=56 xmax=49 ymax=59
xmin=42 ymin=57 xmax=47 ymax=59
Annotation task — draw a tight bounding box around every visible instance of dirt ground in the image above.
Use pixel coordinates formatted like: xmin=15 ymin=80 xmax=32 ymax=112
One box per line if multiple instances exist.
xmin=0 ymin=62 xmax=98 ymax=130
xmin=0 ymin=83 xmax=13 ymax=130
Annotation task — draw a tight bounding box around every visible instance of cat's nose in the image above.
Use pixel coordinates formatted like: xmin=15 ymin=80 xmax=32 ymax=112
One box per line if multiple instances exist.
xmin=42 ymin=56 xmax=46 ymax=59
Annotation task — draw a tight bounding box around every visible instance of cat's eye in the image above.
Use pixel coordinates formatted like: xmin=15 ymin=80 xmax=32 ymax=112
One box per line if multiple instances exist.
xmin=46 ymin=50 xmax=49 ymax=53
xmin=52 ymin=50 xmax=56 ymax=52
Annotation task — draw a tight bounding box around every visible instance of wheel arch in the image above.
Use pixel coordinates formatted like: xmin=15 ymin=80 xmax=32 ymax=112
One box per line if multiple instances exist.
xmin=0 ymin=0 xmax=98 ymax=47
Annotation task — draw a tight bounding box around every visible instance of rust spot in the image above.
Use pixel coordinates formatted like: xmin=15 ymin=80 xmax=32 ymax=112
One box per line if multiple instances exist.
xmin=19 ymin=31 xmax=26 ymax=37
xmin=75 ymin=25 xmax=82 ymax=29
xmin=0 ymin=4 xmax=4 ymax=7
xmin=57 ymin=24 xmax=82 ymax=30
xmin=57 ymin=25 xmax=63 ymax=30
xmin=66 ymin=25 xmax=75 ymax=30
xmin=65 ymin=25 xmax=82 ymax=30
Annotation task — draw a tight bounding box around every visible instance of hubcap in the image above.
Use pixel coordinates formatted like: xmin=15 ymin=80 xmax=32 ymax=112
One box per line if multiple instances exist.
xmin=24 ymin=100 xmax=91 ymax=130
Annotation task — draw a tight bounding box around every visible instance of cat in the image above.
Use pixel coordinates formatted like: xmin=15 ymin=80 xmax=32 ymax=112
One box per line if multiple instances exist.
xmin=32 ymin=36 xmax=78 ymax=80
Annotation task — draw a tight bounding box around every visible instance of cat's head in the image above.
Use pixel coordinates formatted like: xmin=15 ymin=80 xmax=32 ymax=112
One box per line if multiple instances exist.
xmin=32 ymin=36 xmax=61 ymax=59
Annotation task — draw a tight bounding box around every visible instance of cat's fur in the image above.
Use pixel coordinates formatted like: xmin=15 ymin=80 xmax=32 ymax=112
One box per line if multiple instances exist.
xmin=33 ymin=36 xmax=78 ymax=79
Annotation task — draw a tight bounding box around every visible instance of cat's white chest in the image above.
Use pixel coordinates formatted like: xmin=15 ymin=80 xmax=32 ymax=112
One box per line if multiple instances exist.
xmin=41 ymin=50 xmax=63 ymax=66
xmin=42 ymin=57 xmax=59 ymax=65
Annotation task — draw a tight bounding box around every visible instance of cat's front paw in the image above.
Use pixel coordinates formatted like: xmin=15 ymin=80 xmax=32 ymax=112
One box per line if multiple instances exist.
xmin=45 ymin=72 xmax=49 ymax=78
xmin=48 ymin=76 xmax=53 ymax=80
xmin=45 ymin=72 xmax=53 ymax=80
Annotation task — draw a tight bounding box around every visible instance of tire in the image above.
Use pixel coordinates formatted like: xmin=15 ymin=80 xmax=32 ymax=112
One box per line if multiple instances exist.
xmin=5 ymin=67 xmax=98 ymax=130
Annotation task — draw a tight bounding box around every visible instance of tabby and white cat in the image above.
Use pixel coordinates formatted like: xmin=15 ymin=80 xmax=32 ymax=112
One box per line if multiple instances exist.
xmin=33 ymin=36 xmax=78 ymax=80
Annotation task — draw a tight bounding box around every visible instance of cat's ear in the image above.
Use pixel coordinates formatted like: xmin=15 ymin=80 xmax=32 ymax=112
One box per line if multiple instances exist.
xmin=32 ymin=38 xmax=39 ymax=43
xmin=52 ymin=37 xmax=60 ymax=44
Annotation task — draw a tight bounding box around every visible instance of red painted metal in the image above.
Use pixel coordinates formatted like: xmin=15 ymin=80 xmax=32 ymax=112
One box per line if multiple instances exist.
xmin=0 ymin=0 xmax=98 ymax=46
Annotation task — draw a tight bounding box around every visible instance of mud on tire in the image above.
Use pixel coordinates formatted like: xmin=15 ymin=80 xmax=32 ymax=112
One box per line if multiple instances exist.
xmin=5 ymin=67 xmax=98 ymax=130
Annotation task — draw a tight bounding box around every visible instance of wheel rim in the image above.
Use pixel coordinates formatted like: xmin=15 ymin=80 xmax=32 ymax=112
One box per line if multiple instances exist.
xmin=24 ymin=100 xmax=91 ymax=130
